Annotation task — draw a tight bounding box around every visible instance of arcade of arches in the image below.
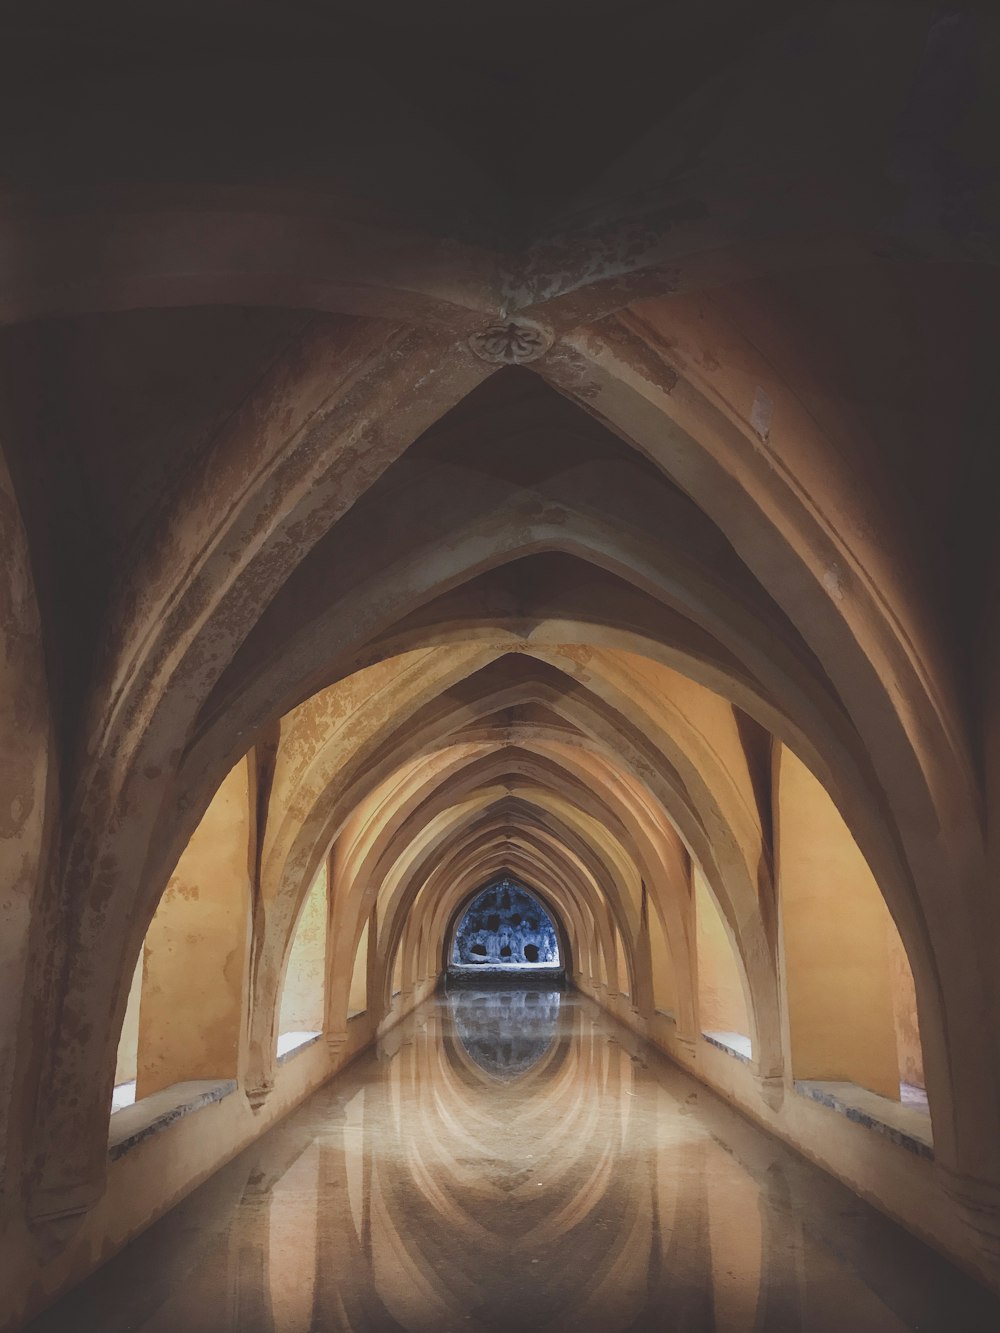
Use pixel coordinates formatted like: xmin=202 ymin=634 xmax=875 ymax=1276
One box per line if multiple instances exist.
xmin=2 ymin=3 xmax=1000 ymax=1327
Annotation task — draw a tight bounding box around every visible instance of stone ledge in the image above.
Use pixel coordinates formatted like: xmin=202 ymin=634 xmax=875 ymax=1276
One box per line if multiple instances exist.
xmin=276 ymin=1031 xmax=322 ymax=1064
xmin=448 ymin=962 xmax=564 ymax=975
xmin=795 ymin=1080 xmax=933 ymax=1159
xmin=108 ymin=1079 xmax=238 ymax=1161
xmin=702 ymin=1030 xmax=753 ymax=1064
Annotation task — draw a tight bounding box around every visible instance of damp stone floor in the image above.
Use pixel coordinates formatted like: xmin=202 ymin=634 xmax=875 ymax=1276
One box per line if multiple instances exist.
xmin=24 ymin=989 xmax=1000 ymax=1333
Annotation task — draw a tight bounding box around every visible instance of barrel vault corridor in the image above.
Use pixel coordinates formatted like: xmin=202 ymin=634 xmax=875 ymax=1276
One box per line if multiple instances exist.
xmin=2 ymin=3 xmax=1000 ymax=1329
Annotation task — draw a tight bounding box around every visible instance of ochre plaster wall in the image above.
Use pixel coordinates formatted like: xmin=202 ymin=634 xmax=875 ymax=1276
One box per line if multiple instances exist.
xmin=775 ymin=746 xmax=900 ymax=1099
xmin=695 ymin=868 xmax=749 ymax=1037
xmin=884 ymin=914 xmax=925 ymax=1089
xmin=278 ymin=862 xmax=328 ymax=1036
xmin=136 ymin=759 xmax=251 ymax=1099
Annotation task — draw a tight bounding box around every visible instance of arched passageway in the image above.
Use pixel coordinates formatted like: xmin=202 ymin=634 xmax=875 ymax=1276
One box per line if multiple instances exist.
xmin=3 ymin=4 xmax=1000 ymax=1328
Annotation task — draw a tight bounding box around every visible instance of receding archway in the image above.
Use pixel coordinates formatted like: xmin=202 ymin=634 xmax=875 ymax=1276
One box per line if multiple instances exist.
xmin=444 ymin=879 xmax=570 ymax=983
xmin=449 ymin=878 xmax=562 ymax=975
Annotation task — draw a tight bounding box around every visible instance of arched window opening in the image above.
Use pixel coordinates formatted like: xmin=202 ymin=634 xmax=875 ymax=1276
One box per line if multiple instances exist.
xmin=348 ymin=919 xmax=370 ymax=1017
xmin=111 ymin=757 xmax=251 ymax=1115
xmin=885 ymin=921 xmax=925 ymax=1100
xmin=449 ymin=880 xmax=561 ymax=976
xmin=776 ymin=745 xmax=928 ymax=1115
xmin=696 ymin=866 xmax=752 ymax=1061
xmin=276 ymin=862 xmax=328 ymax=1058
xmin=112 ymin=953 xmax=143 ymax=1109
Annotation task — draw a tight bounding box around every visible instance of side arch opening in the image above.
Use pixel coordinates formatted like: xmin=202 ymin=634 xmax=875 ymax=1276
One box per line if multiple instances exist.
xmin=276 ymin=859 xmax=328 ymax=1059
xmin=110 ymin=756 xmax=251 ymax=1128
xmin=774 ymin=743 xmax=931 ymax=1152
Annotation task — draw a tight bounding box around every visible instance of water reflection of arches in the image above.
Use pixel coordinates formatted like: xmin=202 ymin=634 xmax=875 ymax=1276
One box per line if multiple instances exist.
xmin=448 ymin=988 xmax=562 ymax=1081
xmin=328 ymin=994 xmax=730 ymax=1333
xmin=253 ymin=999 xmax=992 ymax=1333
xmin=31 ymin=994 xmax=1000 ymax=1333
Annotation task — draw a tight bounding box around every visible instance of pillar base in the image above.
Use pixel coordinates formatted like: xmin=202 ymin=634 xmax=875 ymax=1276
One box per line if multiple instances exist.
xmin=754 ymin=1072 xmax=786 ymax=1111
xmin=245 ymin=1078 xmax=273 ymax=1111
xmin=941 ymin=1167 xmax=1000 ymax=1277
xmin=27 ymin=1177 xmax=102 ymax=1251
xmin=325 ymin=1031 xmax=348 ymax=1066
xmin=672 ymin=1035 xmax=698 ymax=1062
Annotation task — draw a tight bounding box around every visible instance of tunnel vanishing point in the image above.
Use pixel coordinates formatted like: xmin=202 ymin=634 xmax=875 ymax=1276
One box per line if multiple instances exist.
xmin=2 ymin=2 xmax=1000 ymax=1327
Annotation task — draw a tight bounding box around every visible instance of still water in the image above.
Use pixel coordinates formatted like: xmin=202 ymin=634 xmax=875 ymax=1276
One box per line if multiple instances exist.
xmin=27 ymin=989 xmax=1000 ymax=1332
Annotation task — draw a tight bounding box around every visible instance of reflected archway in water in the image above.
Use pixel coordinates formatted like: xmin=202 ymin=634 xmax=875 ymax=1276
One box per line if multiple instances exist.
xmin=448 ymin=988 xmax=562 ymax=1081
xmin=24 ymin=992 xmax=1000 ymax=1333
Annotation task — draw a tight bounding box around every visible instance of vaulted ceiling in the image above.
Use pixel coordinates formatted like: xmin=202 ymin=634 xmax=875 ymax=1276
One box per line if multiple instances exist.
xmin=2 ymin=1 xmax=1000 ymax=1293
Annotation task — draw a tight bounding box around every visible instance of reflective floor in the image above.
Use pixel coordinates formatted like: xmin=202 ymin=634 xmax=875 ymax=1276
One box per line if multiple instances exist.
xmin=28 ymin=990 xmax=1000 ymax=1332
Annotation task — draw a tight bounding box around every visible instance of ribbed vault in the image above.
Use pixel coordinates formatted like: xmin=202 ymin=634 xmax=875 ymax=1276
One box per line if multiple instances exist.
xmin=3 ymin=8 xmax=1000 ymax=1320
xmin=22 ymin=345 xmax=989 ymax=1225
